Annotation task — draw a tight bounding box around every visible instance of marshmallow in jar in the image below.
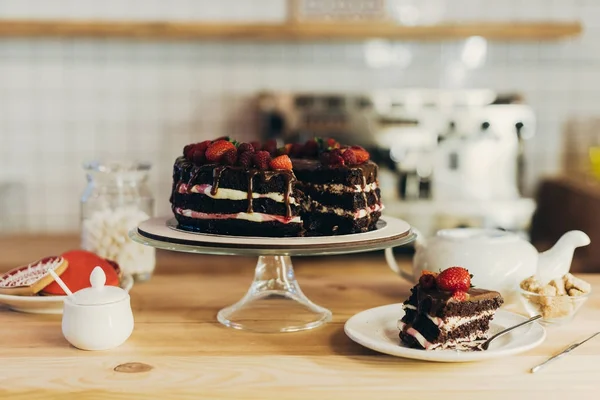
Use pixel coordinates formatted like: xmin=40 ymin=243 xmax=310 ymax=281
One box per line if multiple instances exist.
xmin=80 ymin=161 xmax=155 ymax=282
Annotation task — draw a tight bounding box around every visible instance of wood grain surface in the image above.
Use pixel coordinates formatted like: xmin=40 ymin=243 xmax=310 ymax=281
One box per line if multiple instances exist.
xmin=0 ymin=235 xmax=599 ymax=399
xmin=0 ymin=20 xmax=583 ymax=41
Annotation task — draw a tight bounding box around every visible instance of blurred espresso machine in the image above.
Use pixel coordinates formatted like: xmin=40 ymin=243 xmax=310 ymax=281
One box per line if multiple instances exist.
xmin=255 ymin=89 xmax=537 ymax=237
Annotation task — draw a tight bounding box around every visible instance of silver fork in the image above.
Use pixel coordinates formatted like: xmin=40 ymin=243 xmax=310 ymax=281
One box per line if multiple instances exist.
xmin=477 ymin=314 xmax=542 ymax=351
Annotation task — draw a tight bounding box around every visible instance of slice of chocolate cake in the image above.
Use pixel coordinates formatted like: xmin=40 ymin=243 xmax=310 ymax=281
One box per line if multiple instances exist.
xmin=398 ymin=267 xmax=503 ymax=351
xmin=293 ymin=158 xmax=383 ymax=236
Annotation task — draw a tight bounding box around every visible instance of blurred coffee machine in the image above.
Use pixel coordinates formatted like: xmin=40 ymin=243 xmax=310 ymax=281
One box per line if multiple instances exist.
xmin=255 ymin=89 xmax=536 ymax=237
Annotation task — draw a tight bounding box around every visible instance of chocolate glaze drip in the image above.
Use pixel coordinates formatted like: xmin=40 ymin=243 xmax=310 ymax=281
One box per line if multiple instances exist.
xmin=211 ymin=166 xmax=226 ymax=195
xmin=282 ymin=171 xmax=294 ymax=218
xmin=257 ymin=170 xmax=295 ymax=218
xmin=359 ymin=173 xmax=371 ymax=226
xmin=246 ymin=170 xmax=258 ymax=213
xmin=187 ymin=167 xmax=202 ymax=194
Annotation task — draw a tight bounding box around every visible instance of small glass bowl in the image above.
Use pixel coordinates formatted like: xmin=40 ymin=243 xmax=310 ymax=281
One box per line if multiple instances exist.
xmin=519 ymin=287 xmax=591 ymax=325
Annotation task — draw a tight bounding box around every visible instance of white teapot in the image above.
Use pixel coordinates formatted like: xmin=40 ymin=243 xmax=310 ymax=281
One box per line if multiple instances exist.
xmin=386 ymin=228 xmax=590 ymax=302
xmin=62 ymin=267 xmax=134 ymax=351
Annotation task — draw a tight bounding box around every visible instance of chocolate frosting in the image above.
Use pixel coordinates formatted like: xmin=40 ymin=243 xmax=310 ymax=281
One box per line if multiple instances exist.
xmin=407 ymin=284 xmax=503 ymax=318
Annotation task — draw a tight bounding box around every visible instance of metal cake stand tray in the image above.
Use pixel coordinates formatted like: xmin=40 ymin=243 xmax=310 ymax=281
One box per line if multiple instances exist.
xmin=130 ymin=216 xmax=416 ymax=333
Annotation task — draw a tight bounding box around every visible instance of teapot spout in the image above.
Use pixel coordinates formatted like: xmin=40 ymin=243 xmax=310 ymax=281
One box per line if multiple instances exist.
xmin=536 ymin=230 xmax=590 ymax=284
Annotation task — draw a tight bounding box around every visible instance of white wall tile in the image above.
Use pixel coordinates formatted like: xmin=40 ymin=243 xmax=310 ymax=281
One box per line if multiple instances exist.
xmin=0 ymin=1 xmax=598 ymax=231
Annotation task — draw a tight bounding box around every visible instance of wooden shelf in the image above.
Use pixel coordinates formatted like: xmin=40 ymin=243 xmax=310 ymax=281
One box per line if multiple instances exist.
xmin=0 ymin=19 xmax=582 ymax=41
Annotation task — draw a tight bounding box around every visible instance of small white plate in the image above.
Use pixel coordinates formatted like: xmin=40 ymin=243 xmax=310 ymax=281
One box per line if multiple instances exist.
xmin=0 ymin=275 xmax=134 ymax=315
xmin=344 ymin=304 xmax=546 ymax=362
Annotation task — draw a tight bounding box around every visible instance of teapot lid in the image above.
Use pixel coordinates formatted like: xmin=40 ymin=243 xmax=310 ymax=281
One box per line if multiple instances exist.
xmin=68 ymin=267 xmax=128 ymax=306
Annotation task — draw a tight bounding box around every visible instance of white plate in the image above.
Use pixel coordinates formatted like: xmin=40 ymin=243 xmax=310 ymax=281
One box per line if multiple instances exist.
xmin=344 ymin=304 xmax=546 ymax=362
xmin=133 ymin=216 xmax=415 ymax=256
xmin=0 ymin=275 xmax=134 ymax=315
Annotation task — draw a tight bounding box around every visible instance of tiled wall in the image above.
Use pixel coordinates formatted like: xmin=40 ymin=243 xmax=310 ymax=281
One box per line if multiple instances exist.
xmin=1 ymin=0 xmax=599 ymax=233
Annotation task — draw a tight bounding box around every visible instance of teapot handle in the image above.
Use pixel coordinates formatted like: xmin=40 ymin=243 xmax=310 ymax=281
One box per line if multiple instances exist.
xmin=385 ymin=247 xmax=415 ymax=282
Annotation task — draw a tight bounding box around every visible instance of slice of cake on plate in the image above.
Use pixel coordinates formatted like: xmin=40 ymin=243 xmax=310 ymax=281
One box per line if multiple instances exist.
xmin=398 ymin=267 xmax=504 ymax=351
xmin=170 ymin=137 xmax=384 ymax=237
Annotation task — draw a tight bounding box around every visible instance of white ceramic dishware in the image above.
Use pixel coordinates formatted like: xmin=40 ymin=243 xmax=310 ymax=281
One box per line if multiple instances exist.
xmin=0 ymin=274 xmax=133 ymax=314
xmin=385 ymin=228 xmax=590 ymax=302
xmin=344 ymin=303 xmax=546 ymax=362
xmin=62 ymin=267 xmax=134 ymax=351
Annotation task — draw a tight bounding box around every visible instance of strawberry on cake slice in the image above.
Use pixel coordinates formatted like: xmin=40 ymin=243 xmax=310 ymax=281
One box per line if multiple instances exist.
xmin=398 ymin=267 xmax=504 ymax=351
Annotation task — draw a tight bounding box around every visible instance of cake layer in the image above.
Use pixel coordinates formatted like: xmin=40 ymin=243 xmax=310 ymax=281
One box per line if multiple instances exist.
xmin=302 ymin=210 xmax=381 ymax=235
xmin=300 ymin=185 xmax=381 ymax=210
xmin=171 ymin=192 xmax=302 ymax=216
xmin=400 ymin=326 xmax=487 ymax=351
xmin=174 ymin=213 xmax=305 ymax=237
xmin=173 ymin=157 xmax=296 ymax=194
xmin=402 ymin=287 xmax=503 ymax=318
xmin=402 ymin=312 xmax=494 ymax=343
xmin=292 ymin=159 xmax=378 ymax=187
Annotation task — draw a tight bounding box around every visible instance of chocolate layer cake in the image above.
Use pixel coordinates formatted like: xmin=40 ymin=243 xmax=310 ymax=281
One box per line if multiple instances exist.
xmin=170 ymin=137 xmax=384 ymax=237
xmin=398 ymin=269 xmax=504 ymax=351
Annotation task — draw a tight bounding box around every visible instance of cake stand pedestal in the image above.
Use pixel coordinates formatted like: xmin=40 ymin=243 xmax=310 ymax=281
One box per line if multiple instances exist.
xmin=130 ymin=216 xmax=416 ymax=333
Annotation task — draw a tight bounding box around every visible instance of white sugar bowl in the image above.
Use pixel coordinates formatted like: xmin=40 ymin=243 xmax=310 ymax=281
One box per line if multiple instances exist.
xmin=62 ymin=267 xmax=134 ymax=351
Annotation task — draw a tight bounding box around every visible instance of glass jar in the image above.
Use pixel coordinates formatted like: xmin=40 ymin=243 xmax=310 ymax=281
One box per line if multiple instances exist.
xmin=80 ymin=161 xmax=156 ymax=282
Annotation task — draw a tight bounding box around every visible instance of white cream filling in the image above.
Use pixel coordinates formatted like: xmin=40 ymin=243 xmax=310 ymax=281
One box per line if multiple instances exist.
xmin=312 ymin=202 xmax=384 ymax=218
xmin=426 ymin=309 xmax=496 ymax=331
xmin=402 ymin=304 xmax=417 ymax=310
xmin=307 ymin=182 xmax=378 ymax=194
xmin=177 ymin=183 xmax=295 ymax=204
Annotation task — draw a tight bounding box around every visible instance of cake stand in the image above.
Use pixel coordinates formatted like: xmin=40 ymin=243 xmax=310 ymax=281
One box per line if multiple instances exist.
xmin=129 ymin=216 xmax=416 ymax=333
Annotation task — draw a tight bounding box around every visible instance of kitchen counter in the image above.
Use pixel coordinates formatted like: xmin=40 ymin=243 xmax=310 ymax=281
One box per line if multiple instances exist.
xmin=1 ymin=236 xmax=599 ymax=399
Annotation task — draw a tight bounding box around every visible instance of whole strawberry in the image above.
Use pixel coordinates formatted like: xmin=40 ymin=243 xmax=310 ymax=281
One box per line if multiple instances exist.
xmin=435 ymin=266 xmax=472 ymax=293
xmin=253 ymin=151 xmax=271 ymax=170
xmin=326 ymin=138 xmax=340 ymax=150
xmin=269 ymin=155 xmax=293 ymax=170
xmin=350 ymin=146 xmax=370 ymax=164
xmin=205 ymin=140 xmax=236 ymax=163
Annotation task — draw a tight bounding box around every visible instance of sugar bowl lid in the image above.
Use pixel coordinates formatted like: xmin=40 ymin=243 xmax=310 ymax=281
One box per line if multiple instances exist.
xmin=69 ymin=267 xmax=128 ymax=306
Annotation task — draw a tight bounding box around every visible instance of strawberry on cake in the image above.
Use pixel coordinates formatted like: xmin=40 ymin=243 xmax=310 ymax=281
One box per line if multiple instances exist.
xmin=398 ymin=267 xmax=504 ymax=351
xmin=170 ymin=137 xmax=384 ymax=237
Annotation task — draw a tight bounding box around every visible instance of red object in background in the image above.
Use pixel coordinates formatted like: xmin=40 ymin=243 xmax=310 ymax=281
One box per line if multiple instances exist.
xmin=41 ymin=250 xmax=120 ymax=295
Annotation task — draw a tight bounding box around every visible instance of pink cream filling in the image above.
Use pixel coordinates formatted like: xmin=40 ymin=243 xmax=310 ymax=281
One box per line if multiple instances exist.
xmin=398 ymin=321 xmax=434 ymax=350
xmin=174 ymin=207 xmax=300 ymax=224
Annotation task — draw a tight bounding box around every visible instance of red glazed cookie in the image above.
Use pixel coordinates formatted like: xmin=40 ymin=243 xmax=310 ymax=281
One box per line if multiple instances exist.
xmin=41 ymin=250 xmax=120 ymax=295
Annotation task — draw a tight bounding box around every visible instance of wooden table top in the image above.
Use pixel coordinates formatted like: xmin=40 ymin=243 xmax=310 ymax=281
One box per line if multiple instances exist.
xmin=0 ymin=235 xmax=599 ymax=399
